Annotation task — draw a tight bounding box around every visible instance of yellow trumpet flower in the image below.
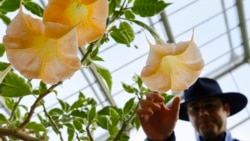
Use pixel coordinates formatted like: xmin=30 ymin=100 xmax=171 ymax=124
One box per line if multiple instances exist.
xmin=43 ymin=0 xmax=108 ymax=47
xmin=141 ymin=34 xmax=204 ymax=92
xmin=3 ymin=8 xmax=81 ymax=84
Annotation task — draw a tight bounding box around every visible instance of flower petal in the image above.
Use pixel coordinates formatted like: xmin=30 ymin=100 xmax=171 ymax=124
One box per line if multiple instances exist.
xmin=141 ymin=34 xmax=204 ymax=92
xmin=3 ymin=8 xmax=81 ymax=84
xmin=43 ymin=0 xmax=108 ymax=46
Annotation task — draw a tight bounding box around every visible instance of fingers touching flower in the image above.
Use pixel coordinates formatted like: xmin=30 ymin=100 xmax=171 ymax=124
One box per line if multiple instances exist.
xmin=3 ymin=8 xmax=81 ymax=84
xmin=140 ymin=34 xmax=204 ymax=92
xmin=43 ymin=0 xmax=108 ymax=47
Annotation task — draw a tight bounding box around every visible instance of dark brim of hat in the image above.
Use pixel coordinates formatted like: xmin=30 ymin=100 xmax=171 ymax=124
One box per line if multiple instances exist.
xmin=179 ymin=92 xmax=248 ymax=121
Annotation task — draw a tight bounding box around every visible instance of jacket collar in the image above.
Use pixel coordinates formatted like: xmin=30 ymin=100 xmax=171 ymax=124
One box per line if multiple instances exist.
xmin=196 ymin=130 xmax=238 ymax=141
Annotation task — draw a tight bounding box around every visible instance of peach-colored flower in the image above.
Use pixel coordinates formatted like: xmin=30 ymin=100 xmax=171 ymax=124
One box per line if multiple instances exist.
xmin=43 ymin=0 xmax=108 ymax=47
xmin=3 ymin=8 xmax=81 ymax=84
xmin=140 ymin=34 xmax=204 ymax=92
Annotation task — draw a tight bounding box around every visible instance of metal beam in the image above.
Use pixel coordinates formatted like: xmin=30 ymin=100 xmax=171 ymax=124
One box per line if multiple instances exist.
xmin=205 ymin=56 xmax=245 ymax=80
xmin=79 ymin=47 xmax=116 ymax=106
xmin=89 ymin=63 xmax=116 ymax=106
xmin=229 ymin=115 xmax=250 ymax=130
xmin=221 ymin=0 xmax=234 ymax=50
xmin=236 ymin=0 xmax=250 ymax=61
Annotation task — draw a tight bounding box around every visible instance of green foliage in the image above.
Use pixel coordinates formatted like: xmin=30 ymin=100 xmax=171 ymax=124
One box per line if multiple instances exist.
xmin=132 ymin=0 xmax=171 ymax=17
xmin=0 ymin=64 xmax=11 ymax=84
xmin=0 ymin=13 xmax=10 ymax=25
xmin=0 ymin=44 xmax=5 ymax=57
xmin=161 ymin=93 xmax=175 ymax=104
xmin=0 ymin=0 xmax=20 ymax=12
xmin=0 ymin=113 xmax=7 ymax=125
xmin=124 ymin=10 xmax=135 ymax=19
xmin=110 ymin=22 xmax=135 ymax=46
xmin=23 ymin=1 xmax=44 ymax=17
xmin=0 ymin=71 xmax=31 ymax=97
xmin=0 ymin=0 xmax=19 ymax=25
xmin=122 ymin=82 xmax=138 ymax=93
xmin=0 ymin=0 xmax=174 ymax=140
xmin=87 ymin=106 xmax=96 ymax=123
xmin=96 ymin=64 xmax=112 ymax=90
xmin=108 ymin=0 xmax=118 ymax=16
xmin=25 ymin=122 xmax=47 ymax=132
xmin=90 ymin=47 xmax=104 ymax=61
xmin=123 ymin=98 xmax=136 ymax=115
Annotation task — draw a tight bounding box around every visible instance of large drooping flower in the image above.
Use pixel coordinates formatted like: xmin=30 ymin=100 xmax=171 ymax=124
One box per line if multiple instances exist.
xmin=140 ymin=34 xmax=204 ymax=92
xmin=43 ymin=0 xmax=108 ymax=47
xmin=3 ymin=8 xmax=81 ymax=84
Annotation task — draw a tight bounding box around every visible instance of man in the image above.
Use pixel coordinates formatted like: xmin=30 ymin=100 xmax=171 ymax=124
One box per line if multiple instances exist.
xmin=136 ymin=77 xmax=248 ymax=141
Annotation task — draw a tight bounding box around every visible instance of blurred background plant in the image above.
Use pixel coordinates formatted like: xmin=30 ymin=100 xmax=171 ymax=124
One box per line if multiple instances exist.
xmin=0 ymin=0 xmax=174 ymax=140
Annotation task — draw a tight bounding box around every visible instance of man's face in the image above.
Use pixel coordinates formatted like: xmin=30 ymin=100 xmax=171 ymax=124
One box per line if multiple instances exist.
xmin=186 ymin=97 xmax=230 ymax=139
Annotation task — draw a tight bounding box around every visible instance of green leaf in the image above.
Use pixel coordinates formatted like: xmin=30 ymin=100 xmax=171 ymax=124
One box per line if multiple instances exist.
xmin=98 ymin=106 xmax=111 ymax=115
xmin=0 ymin=113 xmax=7 ymax=125
xmin=90 ymin=47 xmax=104 ymax=61
xmin=122 ymin=82 xmax=137 ymax=93
xmin=124 ymin=10 xmax=135 ymax=19
xmin=108 ymin=0 xmax=117 ymax=15
xmin=58 ymin=99 xmax=70 ymax=111
xmin=73 ymin=119 xmax=83 ymax=132
xmin=123 ymin=98 xmax=135 ymax=115
xmin=110 ymin=22 xmax=135 ymax=46
xmin=49 ymin=108 xmax=64 ymax=116
xmin=131 ymin=115 xmax=141 ymax=130
xmin=108 ymin=125 xmax=118 ymax=136
xmin=91 ymin=55 xmax=104 ymax=61
xmin=39 ymin=81 xmax=47 ymax=93
xmin=119 ymin=133 xmax=130 ymax=141
xmin=0 ymin=62 xmax=9 ymax=71
xmin=0 ymin=0 xmax=20 ymax=12
xmin=67 ymin=127 xmax=75 ymax=141
xmin=78 ymin=92 xmax=86 ymax=99
xmin=19 ymin=104 xmax=28 ymax=112
xmin=70 ymin=99 xmax=84 ymax=110
xmin=23 ymin=1 xmax=43 ymax=17
xmin=161 ymin=93 xmax=174 ymax=104
xmin=110 ymin=108 xmax=120 ymax=126
xmin=0 ymin=44 xmax=5 ymax=57
xmin=71 ymin=110 xmax=87 ymax=118
xmin=87 ymin=106 xmax=96 ymax=123
xmin=0 ymin=65 xmax=11 ymax=84
xmin=3 ymin=97 xmax=14 ymax=110
xmin=25 ymin=122 xmax=46 ymax=132
xmin=37 ymin=114 xmax=46 ymax=124
xmin=97 ymin=115 xmax=108 ymax=129
xmin=64 ymin=123 xmax=74 ymax=130
xmin=0 ymin=71 xmax=31 ymax=97
xmin=136 ymin=76 xmax=143 ymax=89
xmin=0 ymin=13 xmax=10 ymax=25
xmin=132 ymin=0 xmax=171 ymax=17
xmin=95 ymin=64 xmax=112 ymax=90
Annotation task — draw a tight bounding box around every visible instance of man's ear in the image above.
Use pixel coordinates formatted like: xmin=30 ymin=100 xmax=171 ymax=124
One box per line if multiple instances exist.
xmin=224 ymin=103 xmax=230 ymax=116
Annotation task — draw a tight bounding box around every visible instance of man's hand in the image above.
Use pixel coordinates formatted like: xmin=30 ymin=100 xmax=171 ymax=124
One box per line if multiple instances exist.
xmin=136 ymin=91 xmax=181 ymax=141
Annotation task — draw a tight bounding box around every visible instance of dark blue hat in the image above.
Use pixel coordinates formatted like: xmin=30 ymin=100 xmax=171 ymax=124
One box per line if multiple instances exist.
xmin=179 ymin=77 xmax=248 ymax=121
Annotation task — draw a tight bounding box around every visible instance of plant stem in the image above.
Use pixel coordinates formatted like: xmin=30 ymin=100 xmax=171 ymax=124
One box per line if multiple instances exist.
xmin=113 ymin=102 xmax=140 ymax=141
xmin=86 ymin=124 xmax=94 ymax=141
xmin=18 ymin=82 xmax=62 ymax=130
xmin=42 ymin=104 xmax=64 ymax=141
xmin=80 ymin=43 xmax=94 ymax=64
xmin=0 ymin=128 xmax=43 ymax=141
xmin=6 ymin=97 xmax=22 ymax=128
